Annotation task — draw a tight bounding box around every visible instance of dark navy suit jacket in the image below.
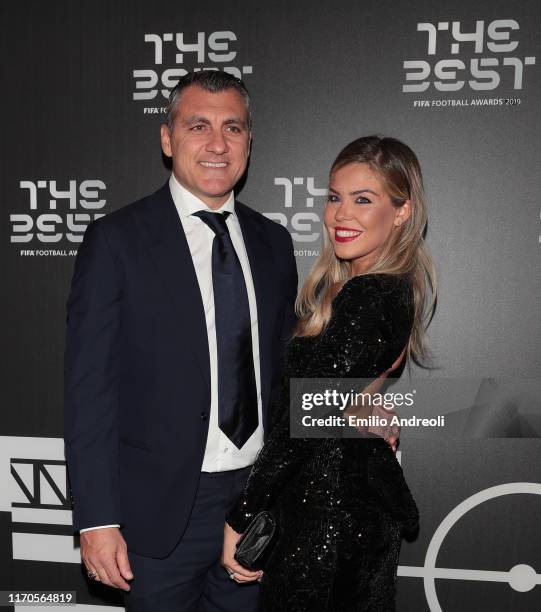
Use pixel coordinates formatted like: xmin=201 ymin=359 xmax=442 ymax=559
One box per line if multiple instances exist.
xmin=63 ymin=181 xmax=298 ymax=558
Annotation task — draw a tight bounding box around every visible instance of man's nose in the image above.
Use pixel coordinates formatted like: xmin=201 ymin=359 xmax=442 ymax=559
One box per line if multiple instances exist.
xmin=206 ymin=128 xmax=228 ymax=154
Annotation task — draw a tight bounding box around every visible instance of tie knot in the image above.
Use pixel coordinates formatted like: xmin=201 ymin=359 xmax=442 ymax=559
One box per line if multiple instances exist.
xmin=192 ymin=210 xmax=231 ymax=236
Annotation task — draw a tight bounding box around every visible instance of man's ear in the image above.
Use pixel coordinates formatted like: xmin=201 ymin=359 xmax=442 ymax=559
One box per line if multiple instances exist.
xmin=160 ymin=124 xmax=173 ymax=158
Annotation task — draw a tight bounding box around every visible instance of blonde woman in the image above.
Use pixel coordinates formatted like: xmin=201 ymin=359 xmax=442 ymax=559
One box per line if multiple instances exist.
xmin=222 ymin=136 xmax=436 ymax=611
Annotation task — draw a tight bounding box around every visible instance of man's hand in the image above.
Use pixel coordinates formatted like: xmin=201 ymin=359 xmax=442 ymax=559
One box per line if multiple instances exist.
xmin=221 ymin=523 xmax=263 ymax=583
xmin=367 ymin=404 xmax=401 ymax=452
xmin=371 ymin=345 xmax=406 ymax=453
xmin=80 ymin=527 xmax=133 ymax=591
xmin=344 ymin=345 xmax=407 ymax=453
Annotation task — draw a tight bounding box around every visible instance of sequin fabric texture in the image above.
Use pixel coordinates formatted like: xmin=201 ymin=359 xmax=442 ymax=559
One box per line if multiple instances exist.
xmin=226 ymin=273 xmax=420 ymax=611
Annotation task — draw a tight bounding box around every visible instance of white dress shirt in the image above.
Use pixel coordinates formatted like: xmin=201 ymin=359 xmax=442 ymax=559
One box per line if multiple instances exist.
xmin=80 ymin=174 xmax=264 ymax=533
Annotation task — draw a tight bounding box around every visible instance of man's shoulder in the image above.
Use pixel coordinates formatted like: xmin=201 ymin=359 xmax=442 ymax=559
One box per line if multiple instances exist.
xmin=89 ymin=182 xmax=168 ymax=235
xmin=235 ymin=199 xmax=292 ymax=245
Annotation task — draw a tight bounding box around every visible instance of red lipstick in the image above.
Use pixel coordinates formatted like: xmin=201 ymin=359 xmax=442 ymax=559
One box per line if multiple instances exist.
xmin=334 ymin=226 xmax=363 ymax=243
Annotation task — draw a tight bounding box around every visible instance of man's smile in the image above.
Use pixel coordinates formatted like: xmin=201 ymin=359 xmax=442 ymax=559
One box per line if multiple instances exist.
xmin=199 ymin=161 xmax=229 ymax=168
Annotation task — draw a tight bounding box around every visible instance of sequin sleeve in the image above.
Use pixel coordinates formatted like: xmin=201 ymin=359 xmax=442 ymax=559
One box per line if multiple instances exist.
xmin=225 ymin=273 xmax=414 ymax=534
xmin=315 ymin=273 xmax=413 ymax=381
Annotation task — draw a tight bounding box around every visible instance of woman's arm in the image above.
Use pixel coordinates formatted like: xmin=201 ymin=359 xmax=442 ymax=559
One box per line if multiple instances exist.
xmin=319 ymin=273 xmax=413 ymax=380
xmin=225 ymin=384 xmax=315 ymax=533
xmin=225 ymin=274 xmax=413 ymax=534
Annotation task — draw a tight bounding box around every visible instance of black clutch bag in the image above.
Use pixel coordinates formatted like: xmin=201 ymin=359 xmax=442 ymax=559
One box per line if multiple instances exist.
xmin=234 ymin=510 xmax=277 ymax=571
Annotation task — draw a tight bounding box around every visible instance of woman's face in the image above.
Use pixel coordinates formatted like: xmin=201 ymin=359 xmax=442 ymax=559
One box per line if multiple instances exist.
xmin=323 ymin=162 xmax=410 ymax=274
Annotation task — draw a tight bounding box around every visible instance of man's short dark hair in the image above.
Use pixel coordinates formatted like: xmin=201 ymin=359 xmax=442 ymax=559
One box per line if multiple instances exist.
xmin=163 ymin=71 xmax=252 ymax=131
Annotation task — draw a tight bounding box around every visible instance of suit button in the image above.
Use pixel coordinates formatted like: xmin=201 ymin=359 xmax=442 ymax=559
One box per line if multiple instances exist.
xmin=200 ymin=412 xmax=208 ymax=421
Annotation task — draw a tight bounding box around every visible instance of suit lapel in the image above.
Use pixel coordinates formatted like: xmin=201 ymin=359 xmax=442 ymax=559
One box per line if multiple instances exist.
xmin=136 ymin=182 xmax=211 ymax=386
xmin=134 ymin=184 xmax=277 ymax=409
xmin=235 ymin=201 xmax=275 ymax=413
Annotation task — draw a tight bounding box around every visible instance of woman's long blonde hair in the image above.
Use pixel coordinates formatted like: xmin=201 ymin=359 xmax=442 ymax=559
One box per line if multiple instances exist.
xmin=293 ymin=135 xmax=437 ymax=368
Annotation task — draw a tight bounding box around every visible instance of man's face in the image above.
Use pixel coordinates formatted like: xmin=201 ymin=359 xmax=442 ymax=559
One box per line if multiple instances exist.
xmin=160 ymin=85 xmax=251 ymax=209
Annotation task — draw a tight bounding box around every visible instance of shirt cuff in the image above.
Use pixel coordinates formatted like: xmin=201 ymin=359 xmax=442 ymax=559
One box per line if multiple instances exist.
xmin=79 ymin=524 xmax=120 ymax=533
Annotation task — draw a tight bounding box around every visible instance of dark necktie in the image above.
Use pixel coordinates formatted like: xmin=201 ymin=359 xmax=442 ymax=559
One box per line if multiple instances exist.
xmin=192 ymin=209 xmax=258 ymax=449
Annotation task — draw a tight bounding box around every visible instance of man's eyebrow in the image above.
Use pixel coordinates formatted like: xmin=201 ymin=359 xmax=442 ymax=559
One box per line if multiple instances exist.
xmin=182 ymin=116 xmax=211 ymax=125
xmin=181 ymin=115 xmax=248 ymax=128
xmin=223 ymin=117 xmax=248 ymax=127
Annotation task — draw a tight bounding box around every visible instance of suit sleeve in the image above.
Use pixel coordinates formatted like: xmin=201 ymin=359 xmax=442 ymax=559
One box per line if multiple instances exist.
xmin=63 ymin=219 xmax=123 ymax=533
xmin=267 ymin=228 xmax=298 ymax=434
xmin=279 ymin=229 xmax=298 ymax=350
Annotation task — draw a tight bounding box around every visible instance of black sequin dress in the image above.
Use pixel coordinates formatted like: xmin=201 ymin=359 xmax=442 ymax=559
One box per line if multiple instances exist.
xmin=225 ymin=273 xmax=420 ymax=611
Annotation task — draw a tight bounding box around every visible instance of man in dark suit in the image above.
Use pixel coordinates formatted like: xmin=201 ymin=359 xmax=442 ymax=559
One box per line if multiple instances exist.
xmin=63 ymin=70 xmax=298 ymax=611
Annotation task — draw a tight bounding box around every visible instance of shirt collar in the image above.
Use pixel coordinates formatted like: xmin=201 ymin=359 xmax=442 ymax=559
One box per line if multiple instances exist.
xmin=169 ymin=172 xmax=235 ymax=219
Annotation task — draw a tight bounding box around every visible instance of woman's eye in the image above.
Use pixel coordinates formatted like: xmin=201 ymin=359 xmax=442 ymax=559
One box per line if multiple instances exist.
xmin=327 ymin=194 xmax=339 ymax=203
xmin=356 ymin=197 xmax=371 ymax=204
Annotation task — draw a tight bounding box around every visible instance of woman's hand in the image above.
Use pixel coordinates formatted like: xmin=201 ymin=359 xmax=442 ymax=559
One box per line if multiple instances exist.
xmin=221 ymin=523 xmax=263 ymax=583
